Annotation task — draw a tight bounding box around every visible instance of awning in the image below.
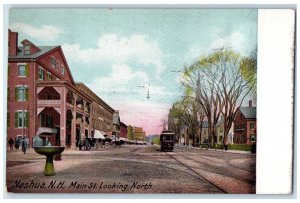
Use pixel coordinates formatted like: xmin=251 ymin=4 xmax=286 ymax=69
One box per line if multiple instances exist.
xmin=119 ymin=137 xmax=128 ymax=141
xmin=93 ymin=130 xmax=105 ymax=139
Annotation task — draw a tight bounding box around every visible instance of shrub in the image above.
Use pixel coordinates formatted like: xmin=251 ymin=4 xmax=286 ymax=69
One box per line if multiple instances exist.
xmin=227 ymin=144 xmax=251 ymax=151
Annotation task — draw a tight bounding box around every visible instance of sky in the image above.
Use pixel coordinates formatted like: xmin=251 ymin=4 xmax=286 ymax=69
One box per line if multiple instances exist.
xmin=9 ymin=9 xmax=257 ymax=135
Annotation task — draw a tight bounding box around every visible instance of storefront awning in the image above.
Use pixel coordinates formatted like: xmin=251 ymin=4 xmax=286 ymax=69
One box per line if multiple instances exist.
xmin=119 ymin=137 xmax=128 ymax=141
xmin=93 ymin=130 xmax=105 ymax=139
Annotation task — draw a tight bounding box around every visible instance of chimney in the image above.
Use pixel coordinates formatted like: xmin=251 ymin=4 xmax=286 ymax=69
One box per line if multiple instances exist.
xmin=8 ymin=29 xmax=18 ymax=56
xmin=249 ymin=100 xmax=252 ymax=107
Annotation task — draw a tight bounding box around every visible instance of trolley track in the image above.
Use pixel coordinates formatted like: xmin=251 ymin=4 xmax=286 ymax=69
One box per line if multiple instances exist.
xmin=165 ymin=151 xmax=228 ymax=194
xmin=175 ymin=147 xmax=255 ymax=174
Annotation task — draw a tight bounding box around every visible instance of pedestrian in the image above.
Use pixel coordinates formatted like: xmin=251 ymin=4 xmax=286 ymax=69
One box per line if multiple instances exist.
xmin=78 ymin=139 xmax=82 ymax=150
xmin=44 ymin=137 xmax=50 ymax=146
xmin=15 ymin=137 xmax=19 ymax=150
xmin=84 ymin=138 xmax=89 ymax=150
xmin=8 ymin=137 xmax=14 ymax=151
xmin=21 ymin=136 xmax=27 ymax=154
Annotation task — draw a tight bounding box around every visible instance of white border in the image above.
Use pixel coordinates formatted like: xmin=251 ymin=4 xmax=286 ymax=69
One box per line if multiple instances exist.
xmin=0 ymin=1 xmax=298 ymax=201
xmin=256 ymin=9 xmax=295 ymax=194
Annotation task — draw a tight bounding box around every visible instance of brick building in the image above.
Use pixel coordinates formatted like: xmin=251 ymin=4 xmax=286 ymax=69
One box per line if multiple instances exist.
xmin=7 ymin=29 xmax=115 ymax=149
xmin=75 ymin=83 xmax=115 ymax=138
xmin=120 ymin=122 xmax=128 ymax=138
xmin=233 ymin=100 xmax=257 ymax=144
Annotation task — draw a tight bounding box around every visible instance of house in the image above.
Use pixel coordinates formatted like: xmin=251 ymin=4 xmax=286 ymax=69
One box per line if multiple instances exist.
xmin=7 ymin=29 xmax=115 ymax=149
xmin=233 ymin=100 xmax=257 ymax=144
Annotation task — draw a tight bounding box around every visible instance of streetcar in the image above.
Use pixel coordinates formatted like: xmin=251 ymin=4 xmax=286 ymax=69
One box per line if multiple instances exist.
xmin=160 ymin=130 xmax=175 ymax=151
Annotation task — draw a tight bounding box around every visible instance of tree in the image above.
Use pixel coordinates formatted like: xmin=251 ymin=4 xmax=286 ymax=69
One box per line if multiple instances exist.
xmin=152 ymin=136 xmax=160 ymax=145
xmin=127 ymin=125 xmax=135 ymax=141
xmin=181 ymin=49 xmax=256 ymax=146
xmin=169 ymin=98 xmax=203 ymax=146
xmin=182 ymin=62 xmax=221 ymax=146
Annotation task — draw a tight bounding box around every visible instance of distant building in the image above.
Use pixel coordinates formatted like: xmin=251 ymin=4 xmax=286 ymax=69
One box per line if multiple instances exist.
xmin=233 ymin=100 xmax=257 ymax=144
xmin=133 ymin=126 xmax=146 ymax=141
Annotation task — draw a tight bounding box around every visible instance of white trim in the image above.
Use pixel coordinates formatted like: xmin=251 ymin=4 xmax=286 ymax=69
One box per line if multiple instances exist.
xmin=17 ymin=63 xmax=26 ymax=65
xmin=15 ymin=110 xmax=28 ymax=129
xmin=15 ymin=110 xmax=28 ymax=112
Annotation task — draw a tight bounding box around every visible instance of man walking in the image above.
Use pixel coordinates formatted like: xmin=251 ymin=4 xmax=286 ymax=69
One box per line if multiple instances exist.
xmin=8 ymin=137 xmax=14 ymax=150
xmin=21 ymin=136 xmax=27 ymax=154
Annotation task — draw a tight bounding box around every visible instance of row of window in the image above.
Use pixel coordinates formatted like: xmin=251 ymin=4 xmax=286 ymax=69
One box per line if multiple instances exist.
xmin=7 ymin=111 xmax=29 ymax=128
xmin=38 ymin=67 xmax=53 ymax=80
xmin=235 ymin=123 xmax=255 ymax=130
xmin=51 ymin=57 xmax=65 ymax=75
xmin=233 ymin=134 xmax=256 ymax=144
xmin=8 ymin=62 xmax=64 ymax=80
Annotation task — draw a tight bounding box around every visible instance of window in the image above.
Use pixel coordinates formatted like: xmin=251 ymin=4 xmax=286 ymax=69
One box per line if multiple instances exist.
xmin=7 ymin=87 xmax=9 ymax=101
xmin=251 ymin=135 xmax=256 ymax=142
xmin=40 ymin=114 xmax=45 ymax=127
xmin=219 ymin=136 xmax=223 ymax=142
xmin=14 ymin=111 xmax=29 ymax=128
xmin=15 ymin=86 xmax=28 ymax=101
xmin=24 ymin=45 xmax=30 ymax=55
xmin=51 ymin=57 xmax=56 ymax=68
xmin=7 ymin=112 xmax=10 ymax=128
xmin=18 ymin=65 xmax=26 ymax=77
xmin=250 ymin=123 xmax=255 ymax=129
xmin=47 ymin=72 xmax=52 ymax=80
xmin=61 ymin=66 xmax=65 ymax=75
xmin=46 ymin=115 xmax=53 ymax=128
xmin=39 ymin=67 xmax=44 ymax=80
xmin=56 ymin=61 xmax=60 ymax=69
xmin=220 ymin=127 xmax=223 ymax=133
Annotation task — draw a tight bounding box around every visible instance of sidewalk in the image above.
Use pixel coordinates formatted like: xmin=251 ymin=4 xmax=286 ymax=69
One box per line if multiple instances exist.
xmin=176 ymin=145 xmax=252 ymax=154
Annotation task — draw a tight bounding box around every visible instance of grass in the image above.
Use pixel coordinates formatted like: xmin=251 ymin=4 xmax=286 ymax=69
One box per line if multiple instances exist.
xmin=200 ymin=143 xmax=252 ymax=151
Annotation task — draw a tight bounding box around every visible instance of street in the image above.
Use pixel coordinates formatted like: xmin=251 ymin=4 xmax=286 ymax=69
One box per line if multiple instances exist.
xmin=6 ymin=145 xmax=256 ymax=194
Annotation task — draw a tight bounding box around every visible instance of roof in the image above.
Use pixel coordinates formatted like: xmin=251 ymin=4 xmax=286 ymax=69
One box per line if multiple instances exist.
xmin=239 ymin=107 xmax=256 ymax=119
xmin=9 ymin=46 xmax=58 ymax=59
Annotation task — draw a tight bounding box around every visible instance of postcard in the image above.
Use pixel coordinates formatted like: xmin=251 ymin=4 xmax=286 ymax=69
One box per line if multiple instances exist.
xmin=4 ymin=8 xmax=295 ymax=195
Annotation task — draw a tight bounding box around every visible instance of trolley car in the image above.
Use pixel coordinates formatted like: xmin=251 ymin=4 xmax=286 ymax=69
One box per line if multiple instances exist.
xmin=160 ymin=130 xmax=175 ymax=151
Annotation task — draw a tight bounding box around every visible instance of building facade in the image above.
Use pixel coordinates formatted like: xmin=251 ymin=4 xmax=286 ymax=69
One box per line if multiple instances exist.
xmin=233 ymin=101 xmax=257 ymax=145
xmin=7 ymin=29 xmax=114 ymax=149
xmin=75 ymin=83 xmax=115 ymax=138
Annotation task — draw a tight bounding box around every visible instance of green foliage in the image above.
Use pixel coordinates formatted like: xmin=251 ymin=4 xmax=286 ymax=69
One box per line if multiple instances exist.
xmin=239 ymin=57 xmax=257 ymax=89
xmin=227 ymin=144 xmax=251 ymax=151
xmin=152 ymin=136 xmax=160 ymax=145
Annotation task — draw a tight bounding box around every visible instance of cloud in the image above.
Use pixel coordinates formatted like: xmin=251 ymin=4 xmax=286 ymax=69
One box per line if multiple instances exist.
xmin=85 ymin=64 xmax=175 ymax=135
xmin=9 ymin=23 xmax=64 ymax=41
xmin=87 ymin=64 xmax=149 ymax=93
xmin=62 ymin=34 xmax=165 ymax=75
xmin=184 ymin=31 xmax=253 ymax=64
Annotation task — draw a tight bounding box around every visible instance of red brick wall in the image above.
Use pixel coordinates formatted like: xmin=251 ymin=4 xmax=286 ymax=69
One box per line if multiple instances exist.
xmin=7 ymin=62 xmax=37 ymax=147
xmin=120 ymin=125 xmax=128 ymax=138
xmin=8 ymin=31 xmax=18 ymax=56
xmin=234 ymin=110 xmax=257 ymax=144
xmin=38 ymin=49 xmax=73 ymax=83
xmin=234 ymin=110 xmax=247 ymax=144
